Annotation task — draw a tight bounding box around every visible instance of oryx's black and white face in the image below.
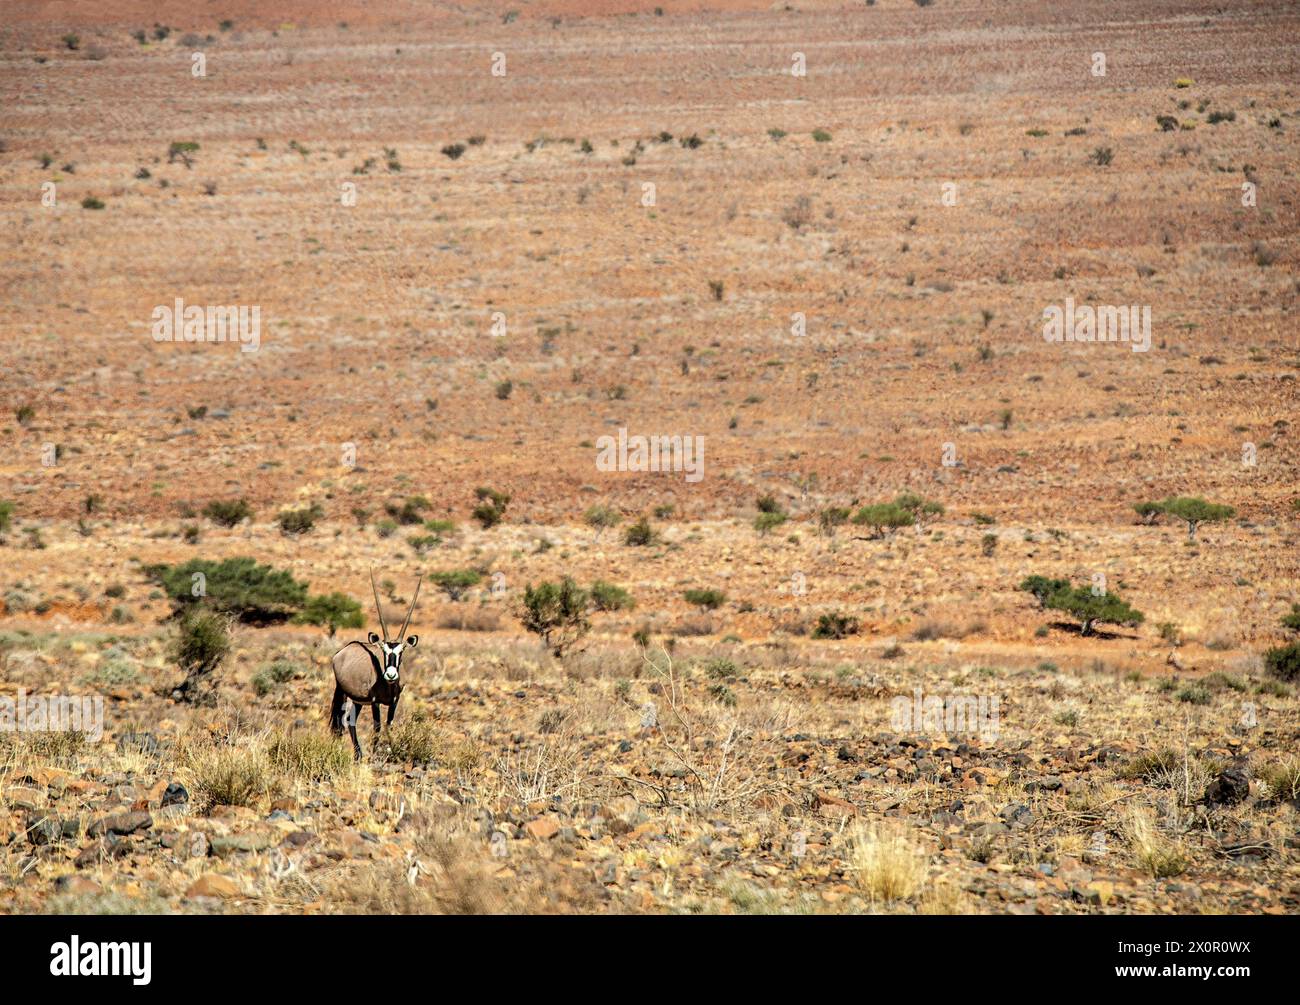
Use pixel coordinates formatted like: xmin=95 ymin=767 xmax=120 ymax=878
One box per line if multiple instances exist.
xmin=368 ymin=632 xmax=418 ymax=682
xmin=369 ymin=570 xmax=422 ymax=685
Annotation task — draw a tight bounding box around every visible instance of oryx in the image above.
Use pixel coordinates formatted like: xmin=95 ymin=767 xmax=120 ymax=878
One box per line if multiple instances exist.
xmin=329 ymin=570 xmax=422 ymax=760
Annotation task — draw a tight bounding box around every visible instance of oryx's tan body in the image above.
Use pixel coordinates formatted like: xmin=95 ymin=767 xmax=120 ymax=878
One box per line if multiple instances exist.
xmin=329 ymin=572 xmax=422 ymax=760
xmin=331 ymin=641 xmax=398 ymax=705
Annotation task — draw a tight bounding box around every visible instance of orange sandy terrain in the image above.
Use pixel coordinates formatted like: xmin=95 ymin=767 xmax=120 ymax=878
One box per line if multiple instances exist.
xmin=0 ymin=1 xmax=1297 ymax=915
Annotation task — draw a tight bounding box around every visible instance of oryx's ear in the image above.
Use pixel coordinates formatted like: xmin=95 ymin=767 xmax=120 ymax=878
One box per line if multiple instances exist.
xmin=368 ymin=632 xmax=381 ymax=644
xmin=406 ymin=635 xmax=419 ymax=648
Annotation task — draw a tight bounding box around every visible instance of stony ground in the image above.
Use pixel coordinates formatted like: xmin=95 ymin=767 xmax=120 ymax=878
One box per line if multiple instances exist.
xmin=0 ymin=0 xmax=1298 ymax=914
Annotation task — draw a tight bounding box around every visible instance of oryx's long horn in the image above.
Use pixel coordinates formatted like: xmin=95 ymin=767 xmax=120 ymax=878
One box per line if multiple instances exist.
xmin=398 ymin=575 xmax=423 ymax=640
xmin=370 ymin=567 xmax=390 ymax=641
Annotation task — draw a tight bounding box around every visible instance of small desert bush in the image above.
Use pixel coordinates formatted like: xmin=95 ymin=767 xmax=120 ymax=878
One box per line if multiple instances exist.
xmin=703 ymin=658 xmax=738 ymax=680
xmin=684 ymin=588 xmax=726 ymax=611
xmin=472 ymin=486 xmax=510 ymax=529
xmin=813 ymin=612 xmax=859 ymax=640
xmin=294 ymin=592 xmax=364 ymax=636
xmin=202 ymin=498 xmax=253 ymax=527
xmin=1256 ymin=757 xmax=1300 ymax=803
xmin=623 ymin=517 xmax=658 ymax=547
xmin=276 ymin=503 xmax=322 ymax=535
xmin=1264 ymin=642 xmax=1300 ymax=682
xmin=251 ymin=658 xmax=300 ymax=695
xmin=374 ymin=710 xmax=439 ymax=766
xmin=1116 ymin=748 xmax=1179 ymax=783
xmin=589 ymin=580 xmax=635 ymax=612
xmin=172 ymin=607 xmax=231 ymax=677
xmin=386 ymin=495 xmax=430 ymax=525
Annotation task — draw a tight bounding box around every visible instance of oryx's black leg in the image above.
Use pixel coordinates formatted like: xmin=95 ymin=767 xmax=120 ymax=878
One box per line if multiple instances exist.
xmin=372 ymin=701 xmax=381 ymax=733
xmin=345 ymin=701 xmax=363 ymax=761
xmin=387 ymin=696 xmax=399 ymax=728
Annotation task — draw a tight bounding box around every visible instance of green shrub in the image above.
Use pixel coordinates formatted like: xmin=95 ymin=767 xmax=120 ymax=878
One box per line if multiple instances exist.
xmin=813 ymin=612 xmax=860 ymax=640
xmin=202 ymin=498 xmax=253 ymax=527
xmin=704 ymin=658 xmax=738 ymax=680
xmin=1019 ymin=575 xmax=1071 ymax=608
xmin=894 ymin=492 xmax=943 ymax=524
xmin=709 ymin=683 xmax=737 ymax=706
xmin=171 ymin=607 xmax=231 ymax=701
xmin=624 ymin=517 xmax=658 ymax=546
xmin=584 ymin=505 xmax=622 ymax=536
xmin=276 ymin=503 xmax=322 ymax=535
xmin=0 ymin=500 xmax=13 ymax=536
xmin=590 ymin=581 xmax=635 ymax=612
xmin=385 ymin=496 xmax=429 ymax=525
xmin=1280 ymin=604 xmax=1300 ymax=633
xmin=684 ymin=588 xmax=726 ymax=611
xmin=472 ymin=486 xmax=510 ymax=529
xmin=252 ymin=658 xmax=300 ymax=695
xmin=1265 ymin=642 xmax=1300 ymax=682
xmin=818 ymin=507 xmax=850 ymax=537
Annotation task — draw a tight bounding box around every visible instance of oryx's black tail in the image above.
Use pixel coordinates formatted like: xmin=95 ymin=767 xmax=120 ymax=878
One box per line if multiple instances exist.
xmin=328 ymin=685 xmax=346 ymax=735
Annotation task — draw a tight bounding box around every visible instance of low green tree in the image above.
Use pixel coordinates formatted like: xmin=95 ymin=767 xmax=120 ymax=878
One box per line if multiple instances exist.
xmin=852 ymin=502 xmax=914 ymax=538
xmin=1019 ymin=575 xmax=1071 ymax=608
xmin=430 ymin=569 xmax=483 ymax=602
xmin=148 ymin=556 xmax=308 ymax=622
xmin=294 ymin=593 xmax=364 ymax=636
xmin=1044 ymin=585 xmax=1144 ymax=637
xmin=520 ymin=578 xmax=590 ymax=657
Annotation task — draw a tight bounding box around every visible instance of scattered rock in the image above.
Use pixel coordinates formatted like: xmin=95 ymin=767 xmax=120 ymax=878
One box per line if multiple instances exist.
xmin=87 ymin=811 xmax=153 ymax=838
xmin=1206 ymin=766 xmax=1250 ymax=806
xmin=524 ymin=818 xmax=560 ymax=841
xmin=186 ymin=873 xmax=240 ymax=899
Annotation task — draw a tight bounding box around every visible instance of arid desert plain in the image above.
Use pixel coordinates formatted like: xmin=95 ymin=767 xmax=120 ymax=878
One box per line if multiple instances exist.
xmin=0 ymin=0 xmax=1298 ymax=915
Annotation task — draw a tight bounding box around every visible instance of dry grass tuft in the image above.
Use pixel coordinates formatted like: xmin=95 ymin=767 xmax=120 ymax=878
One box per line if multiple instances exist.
xmin=1124 ymin=805 xmax=1188 ymax=878
xmin=266 ymin=730 xmax=353 ymax=783
xmin=850 ymin=821 xmax=928 ymax=902
xmin=186 ymin=743 xmax=275 ymax=810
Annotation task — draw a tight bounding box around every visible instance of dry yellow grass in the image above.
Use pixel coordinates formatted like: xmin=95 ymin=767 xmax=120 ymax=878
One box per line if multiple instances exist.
xmin=850 ymin=822 xmax=929 ymax=903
